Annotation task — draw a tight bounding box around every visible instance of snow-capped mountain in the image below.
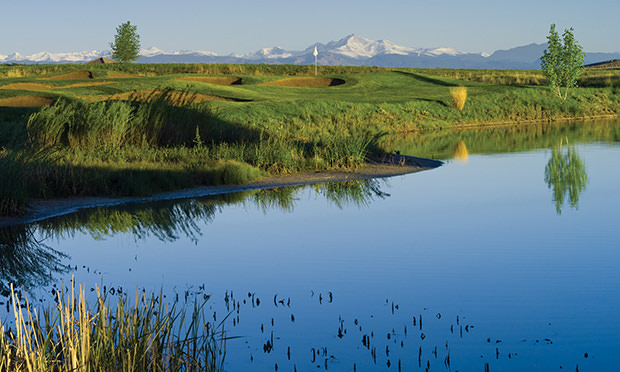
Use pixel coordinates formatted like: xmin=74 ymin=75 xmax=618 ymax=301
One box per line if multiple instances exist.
xmin=2 ymin=34 xmax=619 ymax=69
xmin=0 ymin=50 xmax=111 ymax=64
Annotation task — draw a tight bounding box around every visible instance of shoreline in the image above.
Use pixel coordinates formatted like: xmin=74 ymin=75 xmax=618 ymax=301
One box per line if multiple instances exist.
xmin=0 ymin=154 xmax=442 ymax=228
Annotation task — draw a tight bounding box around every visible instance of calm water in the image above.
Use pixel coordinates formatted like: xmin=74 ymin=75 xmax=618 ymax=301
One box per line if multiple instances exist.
xmin=1 ymin=120 xmax=619 ymax=371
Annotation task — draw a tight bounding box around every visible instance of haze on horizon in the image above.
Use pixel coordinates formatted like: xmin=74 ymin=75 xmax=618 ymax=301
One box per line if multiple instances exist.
xmin=2 ymin=0 xmax=618 ymax=56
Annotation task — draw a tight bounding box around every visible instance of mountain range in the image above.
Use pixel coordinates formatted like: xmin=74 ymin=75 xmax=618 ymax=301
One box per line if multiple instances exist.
xmin=2 ymin=34 xmax=619 ymax=69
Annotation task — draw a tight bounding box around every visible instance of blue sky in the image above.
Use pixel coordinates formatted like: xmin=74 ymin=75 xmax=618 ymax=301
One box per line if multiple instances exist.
xmin=2 ymin=0 xmax=618 ymax=55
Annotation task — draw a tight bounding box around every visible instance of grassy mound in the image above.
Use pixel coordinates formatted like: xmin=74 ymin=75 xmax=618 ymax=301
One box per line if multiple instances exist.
xmin=176 ymin=76 xmax=242 ymax=85
xmin=262 ymin=77 xmax=345 ymax=87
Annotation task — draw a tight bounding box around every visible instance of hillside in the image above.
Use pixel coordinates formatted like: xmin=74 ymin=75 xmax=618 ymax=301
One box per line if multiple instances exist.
xmin=585 ymin=59 xmax=620 ymax=70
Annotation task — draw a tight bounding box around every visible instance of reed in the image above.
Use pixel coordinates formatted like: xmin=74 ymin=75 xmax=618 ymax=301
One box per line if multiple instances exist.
xmin=0 ymin=279 xmax=228 ymax=371
xmin=449 ymin=86 xmax=467 ymax=111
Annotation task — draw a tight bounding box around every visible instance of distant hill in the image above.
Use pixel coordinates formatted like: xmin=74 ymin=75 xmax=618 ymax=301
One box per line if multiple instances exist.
xmin=2 ymin=34 xmax=620 ymax=69
xmin=585 ymin=59 xmax=620 ymax=70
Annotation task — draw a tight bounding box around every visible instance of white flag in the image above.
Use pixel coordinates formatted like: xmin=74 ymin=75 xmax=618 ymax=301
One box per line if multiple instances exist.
xmin=313 ymin=46 xmax=318 ymax=57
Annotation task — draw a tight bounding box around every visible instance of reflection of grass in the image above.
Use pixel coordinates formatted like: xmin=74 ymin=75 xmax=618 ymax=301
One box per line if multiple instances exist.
xmin=11 ymin=179 xmax=390 ymax=249
xmin=383 ymin=119 xmax=620 ymax=160
xmin=0 ymin=280 xmax=227 ymax=371
xmin=453 ymin=140 xmax=469 ymax=161
xmin=0 ymin=225 xmax=71 ymax=292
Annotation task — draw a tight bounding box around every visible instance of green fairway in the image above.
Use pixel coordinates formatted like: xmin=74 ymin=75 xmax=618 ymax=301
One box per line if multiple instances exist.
xmin=1 ymin=63 xmax=619 ymax=216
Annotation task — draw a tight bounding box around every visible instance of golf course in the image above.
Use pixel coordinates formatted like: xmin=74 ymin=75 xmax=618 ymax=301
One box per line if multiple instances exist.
xmin=1 ymin=63 xmax=620 ymax=217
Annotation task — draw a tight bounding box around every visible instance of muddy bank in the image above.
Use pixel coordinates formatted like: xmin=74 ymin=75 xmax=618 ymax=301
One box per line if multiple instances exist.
xmin=0 ymin=155 xmax=441 ymax=228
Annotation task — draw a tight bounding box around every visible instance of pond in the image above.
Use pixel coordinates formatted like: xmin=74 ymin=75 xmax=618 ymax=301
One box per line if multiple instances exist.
xmin=1 ymin=119 xmax=620 ymax=371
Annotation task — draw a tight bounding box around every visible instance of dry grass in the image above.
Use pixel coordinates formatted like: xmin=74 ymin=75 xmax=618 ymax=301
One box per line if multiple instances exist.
xmin=175 ymin=76 xmax=242 ymax=85
xmin=0 ymin=95 xmax=54 ymax=107
xmin=262 ymin=77 xmax=345 ymax=87
xmin=43 ymin=70 xmax=93 ymax=80
xmin=449 ymin=86 xmax=467 ymax=111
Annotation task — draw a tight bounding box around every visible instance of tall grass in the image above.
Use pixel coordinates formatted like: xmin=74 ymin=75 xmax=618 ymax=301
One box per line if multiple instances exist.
xmin=449 ymin=86 xmax=467 ymax=111
xmin=0 ymin=280 xmax=228 ymax=371
xmin=0 ymin=149 xmax=59 ymax=216
xmin=26 ymin=90 xmax=216 ymax=148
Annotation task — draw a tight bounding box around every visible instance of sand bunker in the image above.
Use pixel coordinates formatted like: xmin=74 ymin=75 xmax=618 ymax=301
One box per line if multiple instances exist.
xmin=61 ymin=81 xmax=114 ymax=88
xmin=262 ymin=77 xmax=345 ymax=87
xmin=0 ymin=81 xmax=113 ymax=90
xmin=43 ymin=70 xmax=93 ymax=80
xmin=0 ymin=95 xmax=54 ymax=107
xmin=107 ymin=72 xmax=138 ymax=79
xmin=87 ymin=57 xmax=116 ymax=64
xmin=0 ymin=83 xmax=54 ymax=90
xmin=175 ymin=76 xmax=242 ymax=85
xmin=85 ymin=89 xmax=246 ymax=105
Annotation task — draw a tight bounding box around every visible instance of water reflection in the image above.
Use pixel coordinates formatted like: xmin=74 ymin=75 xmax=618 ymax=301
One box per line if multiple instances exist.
xmin=0 ymin=179 xmax=388 ymax=291
xmin=0 ymin=225 xmax=71 ymax=293
xmin=544 ymin=139 xmax=589 ymax=214
xmin=453 ymin=140 xmax=469 ymax=162
xmin=383 ymin=119 xmax=620 ymax=160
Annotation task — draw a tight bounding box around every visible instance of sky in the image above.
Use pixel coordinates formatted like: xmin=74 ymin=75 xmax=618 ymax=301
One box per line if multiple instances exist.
xmin=2 ymin=0 xmax=619 ymax=56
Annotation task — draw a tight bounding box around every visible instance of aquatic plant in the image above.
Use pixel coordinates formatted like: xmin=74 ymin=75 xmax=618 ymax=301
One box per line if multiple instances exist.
xmin=0 ymin=279 xmax=228 ymax=371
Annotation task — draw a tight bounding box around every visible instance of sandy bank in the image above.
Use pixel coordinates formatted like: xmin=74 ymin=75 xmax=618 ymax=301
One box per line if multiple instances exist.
xmin=0 ymin=155 xmax=441 ymax=228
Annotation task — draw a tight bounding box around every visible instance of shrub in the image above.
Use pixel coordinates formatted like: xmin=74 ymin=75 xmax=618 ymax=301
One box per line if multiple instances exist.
xmin=450 ymin=86 xmax=468 ymax=111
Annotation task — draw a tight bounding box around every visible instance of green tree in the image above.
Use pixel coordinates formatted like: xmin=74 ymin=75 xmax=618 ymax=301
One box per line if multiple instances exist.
xmin=110 ymin=21 xmax=141 ymax=63
xmin=540 ymin=24 xmax=585 ymax=100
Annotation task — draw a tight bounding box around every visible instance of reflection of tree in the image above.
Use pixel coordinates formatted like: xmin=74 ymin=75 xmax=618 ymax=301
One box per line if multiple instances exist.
xmin=0 ymin=225 xmax=72 ymax=293
xmin=38 ymin=198 xmax=227 ymax=244
xmin=0 ymin=179 xmax=392 ymax=292
xmin=251 ymin=179 xmax=390 ymax=212
xmin=544 ymin=139 xmax=588 ymax=214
